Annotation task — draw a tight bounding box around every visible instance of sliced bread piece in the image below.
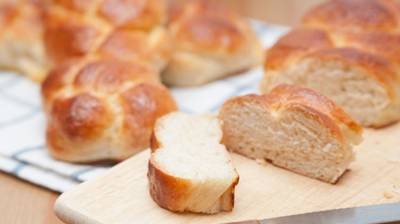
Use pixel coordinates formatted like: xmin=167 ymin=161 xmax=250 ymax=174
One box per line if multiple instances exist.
xmin=220 ymin=84 xmax=363 ymax=184
xmin=148 ymin=112 xmax=239 ymax=214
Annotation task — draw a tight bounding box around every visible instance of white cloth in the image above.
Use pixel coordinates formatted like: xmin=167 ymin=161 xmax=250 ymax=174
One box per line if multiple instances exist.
xmin=0 ymin=21 xmax=287 ymax=192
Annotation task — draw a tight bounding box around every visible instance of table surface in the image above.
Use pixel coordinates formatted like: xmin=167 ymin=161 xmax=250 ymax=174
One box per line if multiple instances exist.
xmin=0 ymin=1 xmax=324 ymax=223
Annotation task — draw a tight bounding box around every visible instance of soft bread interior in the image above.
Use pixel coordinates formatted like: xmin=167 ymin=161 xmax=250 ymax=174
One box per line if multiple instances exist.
xmin=262 ymin=58 xmax=400 ymax=127
xmin=154 ymin=113 xmax=234 ymax=179
xmin=221 ymin=100 xmax=354 ymax=183
xmin=151 ymin=112 xmax=238 ymax=213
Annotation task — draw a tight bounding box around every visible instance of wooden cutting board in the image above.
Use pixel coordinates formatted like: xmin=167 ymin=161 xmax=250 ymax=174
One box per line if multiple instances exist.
xmin=55 ymin=124 xmax=400 ymax=224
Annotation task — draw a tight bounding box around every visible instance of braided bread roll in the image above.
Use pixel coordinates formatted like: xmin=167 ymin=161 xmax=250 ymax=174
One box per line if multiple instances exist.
xmin=261 ymin=0 xmax=400 ymax=127
xmin=42 ymin=58 xmax=177 ymax=162
xmin=42 ymin=0 xmax=177 ymax=163
xmin=44 ymin=0 xmax=170 ymax=72
xmin=0 ymin=0 xmax=48 ymax=81
xmin=162 ymin=0 xmax=262 ymax=86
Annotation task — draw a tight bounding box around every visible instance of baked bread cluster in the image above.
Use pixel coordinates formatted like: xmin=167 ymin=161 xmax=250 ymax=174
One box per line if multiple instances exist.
xmin=0 ymin=0 xmax=48 ymax=81
xmin=162 ymin=0 xmax=262 ymax=86
xmin=261 ymin=0 xmax=400 ymax=127
xmin=40 ymin=0 xmax=263 ymax=163
xmin=220 ymin=84 xmax=363 ymax=183
xmin=148 ymin=112 xmax=239 ymax=214
xmin=1 ymin=0 xmax=377 ymax=215
xmin=41 ymin=0 xmax=177 ymax=163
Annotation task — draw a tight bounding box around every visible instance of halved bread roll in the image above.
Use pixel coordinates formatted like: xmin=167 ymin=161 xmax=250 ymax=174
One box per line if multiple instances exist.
xmin=261 ymin=29 xmax=400 ymax=127
xmin=302 ymin=0 xmax=400 ymax=34
xmin=148 ymin=112 xmax=239 ymax=214
xmin=220 ymin=84 xmax=362 ymax=183
xmin=262 ymin=0 xmax=400 ymax=128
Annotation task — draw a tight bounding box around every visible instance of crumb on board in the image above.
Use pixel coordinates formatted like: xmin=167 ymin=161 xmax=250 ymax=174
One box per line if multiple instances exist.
xmin=383 ymin=191 xmax=395 ymax=199
xmin=255 ymin=158 xmax=268 ymax=166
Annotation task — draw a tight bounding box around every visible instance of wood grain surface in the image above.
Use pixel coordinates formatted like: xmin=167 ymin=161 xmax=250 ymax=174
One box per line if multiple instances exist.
xmin=0 ymin=173 xmax=63 ymax=224
xmin=0 ymin=1 xmax=325 ymax=223
xmin=55 ymin=124 xmax=400 ymax=224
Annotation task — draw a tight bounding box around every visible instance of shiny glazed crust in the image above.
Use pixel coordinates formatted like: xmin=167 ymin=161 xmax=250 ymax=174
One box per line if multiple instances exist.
xmin=302 ymin=0 xmax=400 ymax=33
xmin=42 ymin=0 xmax=178 ymax=162
xmin=162 ymin=0 xmax=262 ymax=86
xmin=264 ymin=84 xmax=363 ymax=136
xmin=264 ymin=28 xmax=334 ymax=70
xmin=265 ymin=30 xmax=398 ymax=90
xmin=148 ymin=160 xmax=238 ymax=213
xmin=42 ymin=58 xmax=177 ymax=163
xmin=44 ymin=0 xmax=169 ymax=71
xmin=264 ymin=30 xmax=400 ymax=104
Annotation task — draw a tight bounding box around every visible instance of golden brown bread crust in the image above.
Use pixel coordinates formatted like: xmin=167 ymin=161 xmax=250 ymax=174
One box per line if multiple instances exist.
xmin=170 ymin=2 xmax=244 ymax=55
xmin=98 ymin=29 xmax=170 ymax=70
xmin=149 ymin=130 xmax=160 ymax=153
xmin=44 ymin=13 xmax=99 ymax=64
xmin=42 ymin=58 xmax=177 ymax=162
xmin=148 ymin=161 xmax=239 ymax=213
xmin=99 ymin=0 xmax=166 ymax=30
xmin=41 ymin=60 xmax=76 ymax=106
xmin=265 ymin=84 xmax=363 ymax=136
xmin=147 ymin=114 xmax=239 ymax=213
xmin=264 ymin=0 xmax=400 ymax=127
xmin=73 ymin=60 xmax=159 ymax=90
xmin=305 ymin=47 xmax=398 ymax=99
xmin=51 ymin=0 xmax=95 ymax=11
xmin=221 ymin=178 xmax=239 ymax=211
xmin=340 ymin=32 xmax=400 ymax=66
xmin=0 ymin=2 xmax=18 ymax=27
xmin=265 ymin=29 xmax=333 ymax=70
xmin=168 ymin=0 xmax=257 ymax=56
xmin=99 ymin=31 xmax=154 ymax=61
xmin=148 ymin=160 xmax=192 ymax=212
xmin=265 ymin=29 xmax=400 ymax=88
xmin=265 ymin=30 xmax=399 ymax=99
xmin=44 ymin=0 xmax=169 ymax=71
xmin=302 ymin=0 xmax=400 ymax=33
xmin=50 ymin=93 xmax=111 ymax=140
xmin=300 ymin=0 xmax=400 ymax=73
xmin=120 ymin=83 xmax=176 ymax=151
xmin=0 ymin=0 xmax=49 ymax=81
xmin=42 ymin=0 xmax=177 ymax=162
xmin=42 ymin=58 xmax=158 ymax=108
xmin=163 ymin=0 xmax=262 ymax=86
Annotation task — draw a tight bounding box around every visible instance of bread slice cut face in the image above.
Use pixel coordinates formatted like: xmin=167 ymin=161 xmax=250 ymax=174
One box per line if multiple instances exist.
xmin=148 ymin=112 xmax=239 ymax=214
xmin=220 ymin=84 xmax=363 ymax=184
